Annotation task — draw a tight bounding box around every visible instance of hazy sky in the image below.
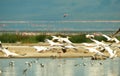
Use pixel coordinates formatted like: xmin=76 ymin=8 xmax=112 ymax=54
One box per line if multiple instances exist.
xmin=0 ymin=0 xmax=120 ymax=21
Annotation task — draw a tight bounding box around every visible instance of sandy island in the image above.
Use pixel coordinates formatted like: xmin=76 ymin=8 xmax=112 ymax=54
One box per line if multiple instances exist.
xmin=0 ymin=43 xmax=120 ymax=59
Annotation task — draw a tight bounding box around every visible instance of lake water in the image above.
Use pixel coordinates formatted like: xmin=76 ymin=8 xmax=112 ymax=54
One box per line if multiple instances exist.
xmin=0 ymin=57 xmax=120 ymax=76
xmin=0 ymin=21 xmax=120 ymax=32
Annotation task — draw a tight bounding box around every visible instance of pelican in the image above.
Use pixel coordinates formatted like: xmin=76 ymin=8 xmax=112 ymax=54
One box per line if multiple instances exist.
xmin=45 ymin=39 xmax=63 ymax=46
xmin=86 ymin=34 xmax=94 ymax=39
xmin=102 ymin=34 xmax=112 ymax=41
xmin=83 ymin=46 xmax=104 ymax=56
xmin=82 ymin=43 xmax=97 ymax=47
xmin=58 ymin=36 xmax=73 ymax=44
xmin=102 ymin=34 xmax=120 ymax=43
xmin=90 ymin=38 xmax=107 ymax=46
xmin=1 ymin=48 xmax=19 ymax=57
xmin=103 ymin=46 xmax=117 ymax=58
xmin=52 ymin=36 xmax=60 ymax=41
xmin=90 ymin=38 xmax=117 ymax=58
xmin=33 ymin=46 xmax=50 ymax=52
xmin=112 ymin=28 xmax=120 ymax=37
xmin=112 ymin=37 xmax=120 ymax=43
xmin=61 ymin=44 xmax=77 ymax=50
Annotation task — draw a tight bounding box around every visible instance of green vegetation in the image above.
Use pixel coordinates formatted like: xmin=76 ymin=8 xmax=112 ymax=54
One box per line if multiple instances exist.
xmin=0 ymin=33 xmax=118 ymax=43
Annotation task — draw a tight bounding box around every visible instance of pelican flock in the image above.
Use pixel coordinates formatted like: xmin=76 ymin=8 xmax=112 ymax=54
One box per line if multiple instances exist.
xmin=0 ymin=30 xmax=120 ymax=59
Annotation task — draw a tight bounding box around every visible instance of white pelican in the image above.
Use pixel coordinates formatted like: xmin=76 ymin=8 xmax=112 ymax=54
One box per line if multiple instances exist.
xmin=82 ymin=43 xmax=97 ymax=47
xmin=52 ymin=36 xmax=60 ymax=41
xmin=86 ymin=34 xmax=94 ymax=39
xmin=1 ymin=48 xmax=19 ymax=57
xmin=90 ymin=38 xmax=107 ymax=46
xmin=83 ymin=46 xmax=104 ymax=56
xmin=61 ymin=44 xmax=77 ymax=51
xmin=112 ymin=37 xmax=120 ymax=43
xmin=112 ymin=28 xmax=120 ymax=37
xmin=45 ymin=39 xmax=63 ymax=46
xmin=90 ymin=38 xmax=117 ymax=58
xmin=103 ymin=46 xmax=117 ymax=58
xmin=102 ymin=34 xmax=112 ymax=41
xmin=58 ymin=36 xmax=73 ymax=44
xmin=102 ymin=34 xmax=120 ymax=43
xmin=33 ymin=46 xmax=49 ymax=52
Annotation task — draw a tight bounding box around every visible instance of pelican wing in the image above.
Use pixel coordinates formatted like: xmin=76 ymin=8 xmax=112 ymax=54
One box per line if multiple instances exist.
xmin=102 ymin=34 xmax=111 ymax=41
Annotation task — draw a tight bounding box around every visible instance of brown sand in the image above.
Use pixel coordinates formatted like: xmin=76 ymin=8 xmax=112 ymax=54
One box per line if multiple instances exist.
xmin=0 ymin=43 xmax=120 ymax=58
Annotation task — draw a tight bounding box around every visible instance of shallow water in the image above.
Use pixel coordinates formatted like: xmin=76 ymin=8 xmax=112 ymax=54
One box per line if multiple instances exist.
xmin=0 ymin=57 xmax=120 ymax=76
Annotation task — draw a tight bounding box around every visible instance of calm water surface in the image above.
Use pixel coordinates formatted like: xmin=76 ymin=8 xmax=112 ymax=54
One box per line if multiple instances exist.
xmin=0 ymin=57 xmax=120 ymax=76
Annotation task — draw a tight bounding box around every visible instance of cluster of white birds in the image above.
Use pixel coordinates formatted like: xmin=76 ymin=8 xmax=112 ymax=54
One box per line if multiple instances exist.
xmin=83 ymin=33 xmax=119 ymax=59
xmin=0 ymin=32 xmax=119 ymax=59
xmin=0 ymin=41 xmax=20 ymax=57
xmin=33 ymin=35 xmax=77 ymax=53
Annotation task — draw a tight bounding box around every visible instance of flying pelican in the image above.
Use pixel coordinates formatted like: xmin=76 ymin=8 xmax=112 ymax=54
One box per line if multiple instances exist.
xmin=45 ymin=39 xmax=63 ymax=46
xmin=82 ymin=43 xmax=97 ymax=47
xmin=102 ymin=34 xmax=112 ymax=41
xmin=90 ymin=38 xmax=117 ymax=58
xmin=112 ymin=37 xmax=120 ymax=43
xmin=90 ymin=38 xmax=107 ymax=46
xmin=103 ymin=46 xmax=117 ymax=58
xmin=102 ymin=34 xmax=120 ymax=43
xmin=1 ymin=48 xmax=19 ymax=57
xmin=83 ymin=46 xmax=104 ymax=56
xmin=61 ymin=44 xmax=77 ymax=50
xmin=52 ymin=36 xmax=60 ymax=42
xmin=58 ymin=36 xmax=73 ymax=44
xmin=33 ymin=46 xmax=50 ymax=52
xmin=112 ymin=28 xmax=120 ymax=37
xmin=86 ymin=34 xmax=94 ymax=39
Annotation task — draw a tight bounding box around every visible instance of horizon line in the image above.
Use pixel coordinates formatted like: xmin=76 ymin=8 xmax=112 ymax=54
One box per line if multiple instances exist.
xmin=0 ymin=20 xmax=120 ymax=23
